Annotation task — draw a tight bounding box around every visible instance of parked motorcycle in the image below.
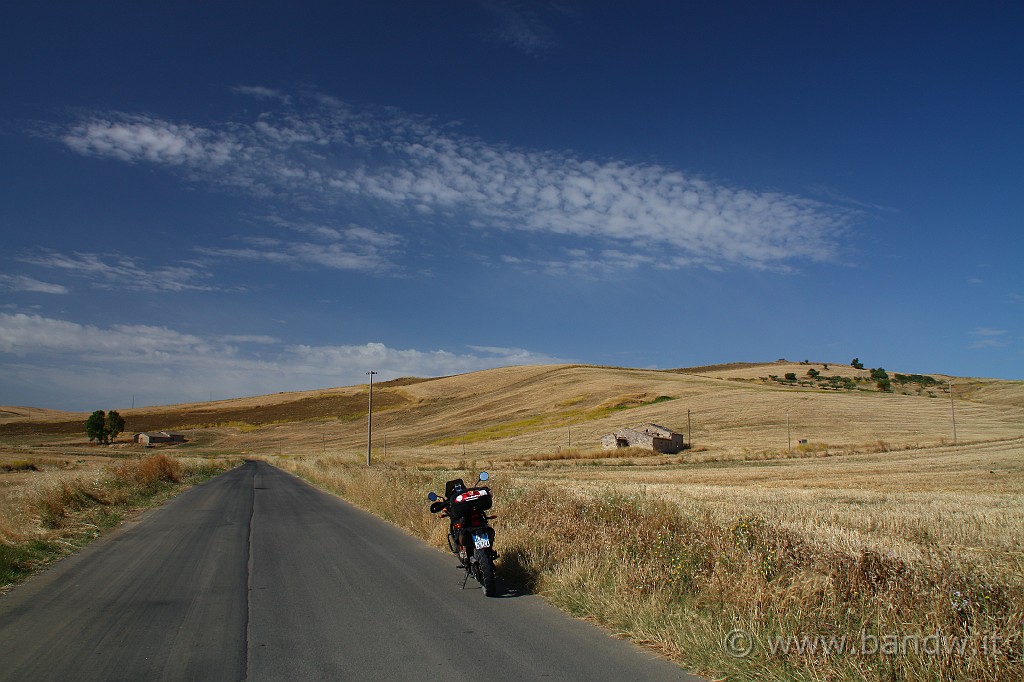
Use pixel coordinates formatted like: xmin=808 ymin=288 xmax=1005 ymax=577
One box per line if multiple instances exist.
xmin=428 ymin=472 xmax=498 ymax=597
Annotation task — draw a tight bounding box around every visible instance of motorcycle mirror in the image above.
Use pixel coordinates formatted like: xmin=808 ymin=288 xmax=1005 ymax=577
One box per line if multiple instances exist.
xmin=479 ymin=471 xmax=489 ymax=481
xmin=428 ymin=492 xmax=438 ymax=501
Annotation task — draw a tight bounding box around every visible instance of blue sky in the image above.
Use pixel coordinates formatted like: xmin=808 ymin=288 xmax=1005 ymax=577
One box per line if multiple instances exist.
xmin=1 ymin=2 xmax=1021 ymax=410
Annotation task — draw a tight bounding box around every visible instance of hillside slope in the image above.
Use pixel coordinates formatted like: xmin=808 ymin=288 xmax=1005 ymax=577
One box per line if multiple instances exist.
xmin=2 ymin=363 xmax=1021 ymax=461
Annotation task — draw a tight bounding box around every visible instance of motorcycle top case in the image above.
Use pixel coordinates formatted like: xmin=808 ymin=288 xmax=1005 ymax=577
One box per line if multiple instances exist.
xmin=450 ymin=487 xmax=492 ymax=518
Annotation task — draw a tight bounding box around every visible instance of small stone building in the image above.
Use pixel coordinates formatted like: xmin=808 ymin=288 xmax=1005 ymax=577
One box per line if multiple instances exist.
xmin=601 ymin=423 xmax=685 ymax=454
xmin=135 ymin=431 xmax=186 ymax=445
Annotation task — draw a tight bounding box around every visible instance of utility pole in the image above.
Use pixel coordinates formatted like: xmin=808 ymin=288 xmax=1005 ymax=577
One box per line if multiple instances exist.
xmin=949 ymin=380 xmax=958 ymax=444
xmin=687 ymin=409 xmax=692 ymax=449
xmin=568 ymin=424 xmax=571 ymax=450
xmin=366 ymin=371 xmax=377 ymax=466
xmin=787 ymin=411 xmax=792 ymax=453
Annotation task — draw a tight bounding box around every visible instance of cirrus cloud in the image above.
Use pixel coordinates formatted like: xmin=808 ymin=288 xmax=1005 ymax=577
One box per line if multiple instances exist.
xmin=57 ymin=90 xmax=854 ymax=272
xmin=20 ymin=250 xmax=215 ymax=292
xmin=0 ymin=274 xmax=69 ymax=295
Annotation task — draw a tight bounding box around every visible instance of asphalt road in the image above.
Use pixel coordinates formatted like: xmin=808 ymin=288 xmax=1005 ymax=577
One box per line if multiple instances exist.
xmin=0 ymin=460 xmax=704 ymax=681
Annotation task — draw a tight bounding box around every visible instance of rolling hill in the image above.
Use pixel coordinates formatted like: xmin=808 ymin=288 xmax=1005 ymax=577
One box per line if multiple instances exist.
xmin=2 ymin=362 xmax=1021 ymax=462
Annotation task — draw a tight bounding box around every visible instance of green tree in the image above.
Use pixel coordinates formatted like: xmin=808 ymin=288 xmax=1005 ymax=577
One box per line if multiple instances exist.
xmin=86 ymin=410 xmax=108 ymax=444
xmin=851 ymin=358 xmax=864 ymax=370
xmin=107 ymin=410 xmax=125 ymax=441
xmin=807 ymin=368 xmax=820 ymax=379
xmin=785 ymin=372 xmax=797 ymax=381
xmin=85 ymin=409 xmax=126 ymax=444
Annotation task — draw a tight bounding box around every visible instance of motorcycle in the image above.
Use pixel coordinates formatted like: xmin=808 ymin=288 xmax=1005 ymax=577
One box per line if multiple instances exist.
xmin=428 ymin=472 xmax=498 ymax=597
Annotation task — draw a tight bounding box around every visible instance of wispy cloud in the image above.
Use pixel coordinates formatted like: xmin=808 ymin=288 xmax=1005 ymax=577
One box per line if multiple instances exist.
xmin=969 ymin=327 xmax=1010 ymax=349
xmin=0 ymin=274 xmax=69 ymax=294
xmin=62 ymin=114 xmax=239 ymax=166
xmin=57 ymin=91 xmax=854 ymax=272
xmin=0 ymin=312 xmax=568 ymax=408
xmin=21 ymin=250 xmax=214 ymax=292
xmin=196 ymin=217 xmax=403 ymax=272
xmin=288 ymin=342 xmax=564 ymax=380
xmin=478 ymin=0 xmax=557 ymax=54
xmin=502 ymin=248 xmax=665 ymax=277
xmin=198 ymin=238 xmax=392 ymax=272
xmin=808 ymin=184 xmax=899 ymax=213
xmin=231 ymin=85 xmax=291 ymax=104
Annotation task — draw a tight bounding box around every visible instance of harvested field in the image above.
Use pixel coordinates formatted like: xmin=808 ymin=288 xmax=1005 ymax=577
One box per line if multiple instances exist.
xmin=2 ymin=364 xmax=1020 ymax=461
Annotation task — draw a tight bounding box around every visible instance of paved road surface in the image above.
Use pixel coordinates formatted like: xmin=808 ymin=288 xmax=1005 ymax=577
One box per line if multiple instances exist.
xmin=0 ymin=460 xmax=703 ymax=681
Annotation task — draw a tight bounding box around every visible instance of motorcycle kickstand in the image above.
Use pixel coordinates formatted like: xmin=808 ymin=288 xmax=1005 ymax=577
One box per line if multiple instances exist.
xmin=460 ymin=565 xmax=472 ymax=590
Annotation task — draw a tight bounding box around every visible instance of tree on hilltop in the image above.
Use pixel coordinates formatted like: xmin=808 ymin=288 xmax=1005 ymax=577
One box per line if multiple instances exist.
xmin=870 ymin=368 xmax=891 ymax=392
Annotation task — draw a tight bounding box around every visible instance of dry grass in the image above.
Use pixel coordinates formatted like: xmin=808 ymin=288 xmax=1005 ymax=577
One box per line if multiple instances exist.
xmin=0 ymin=454 xmax=235 ymax=589
xmin=276 ymin=432 xmax=1024 ymax=680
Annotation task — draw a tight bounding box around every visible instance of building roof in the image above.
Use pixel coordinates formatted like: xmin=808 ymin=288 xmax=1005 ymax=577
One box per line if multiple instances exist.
xmin=634 ymin=423 xmax=678 ymax=438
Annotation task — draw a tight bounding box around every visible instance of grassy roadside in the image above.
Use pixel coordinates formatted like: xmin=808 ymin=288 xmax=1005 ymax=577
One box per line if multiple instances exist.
xmin=280 ymin=457 xmax=1023 ymax=681
xmin=0 ymin=454 xmax=237 ymax=591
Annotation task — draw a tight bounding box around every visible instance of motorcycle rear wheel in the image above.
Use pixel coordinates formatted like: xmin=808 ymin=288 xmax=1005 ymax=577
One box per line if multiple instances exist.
xmin=474 ymin=548 xmax=497 ymax=597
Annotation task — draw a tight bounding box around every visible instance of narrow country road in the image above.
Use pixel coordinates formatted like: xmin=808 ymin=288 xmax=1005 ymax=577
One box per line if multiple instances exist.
xmin=0 ymin=460 xmax=703 ymax=681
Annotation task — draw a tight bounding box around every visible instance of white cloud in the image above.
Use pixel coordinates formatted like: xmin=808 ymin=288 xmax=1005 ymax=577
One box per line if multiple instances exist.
xmin=58 ymin=92 xmax=854 ymax=272
xmin=20 ymin=250 xmax=214 ymax=292
xmin=0 ymin=312 xmax=567 ymax=409
xmin=0 ymin=274 xmax=69 ymax=294
xmin=501 ymin=247 xmax=661 ymax=277
xmin=154 ymin=214 xmax=404 ymax=273
xmin=63 ymin=114 xmax=239 ymax=166
xmin=969 ymin=328 xmax=1010 ymax=349
xmin=288 ymin=342 xmax=562 ymax=380
xmin=217 ymin=334 xmax=282 ymax=344
xmin=0 ymin=313 xmax=219 ymax=362
xmin=231 ymin=85 xmax=291 ymax=103
xmin=197 ymin=237 xmax=392 ymax=272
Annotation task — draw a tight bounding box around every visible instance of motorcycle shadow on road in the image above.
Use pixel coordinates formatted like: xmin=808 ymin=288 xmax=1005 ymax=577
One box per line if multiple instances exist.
xmin=456 ymin=574 xmax=529 ymax=599
xmin=481 ymin=549 xmax=536 ymax=599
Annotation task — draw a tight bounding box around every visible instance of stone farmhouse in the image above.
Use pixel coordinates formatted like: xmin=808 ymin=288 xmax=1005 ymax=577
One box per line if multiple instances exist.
xmin=600 ymin=423 xmax=686 ymax=454
xmin=134 ymin=431 xmax=187 ymax=445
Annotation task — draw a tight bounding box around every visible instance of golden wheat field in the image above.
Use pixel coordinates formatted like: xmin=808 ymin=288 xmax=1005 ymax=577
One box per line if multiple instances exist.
xmin=2 ymin=362 xmax=1022 ymax=680
xmin=4 ymin=362 xmax=1019 ymax=460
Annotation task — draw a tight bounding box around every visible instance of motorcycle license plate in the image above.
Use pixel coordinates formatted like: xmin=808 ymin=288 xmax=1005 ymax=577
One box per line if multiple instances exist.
xmin=472 ymin=532 xmax=490 ymax=549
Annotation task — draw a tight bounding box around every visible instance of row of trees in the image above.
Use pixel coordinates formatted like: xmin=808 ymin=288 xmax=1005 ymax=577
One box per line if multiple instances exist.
xmin=774 ymin=359 xmax=939 ymax=395
xmin=86 ymin=410 xmax=125 ymax=445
